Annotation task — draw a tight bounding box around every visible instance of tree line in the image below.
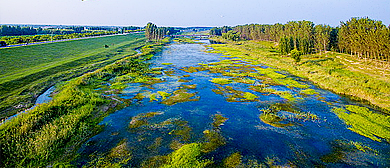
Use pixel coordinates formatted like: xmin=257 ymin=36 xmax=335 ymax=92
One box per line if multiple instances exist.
xmin=145 ymin=23 xmax=178 ymax=41
xmin=0 ymin=31 xmax=119 ymax=45
xmin=211 ymin=17 xmax=390 ymax=62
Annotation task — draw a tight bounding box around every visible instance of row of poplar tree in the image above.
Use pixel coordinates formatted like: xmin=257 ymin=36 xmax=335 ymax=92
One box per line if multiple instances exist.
xmin=145 ymin=23 xmax=178 ymax=41
xmin=212 ymin=17 xmax=390 ymax=62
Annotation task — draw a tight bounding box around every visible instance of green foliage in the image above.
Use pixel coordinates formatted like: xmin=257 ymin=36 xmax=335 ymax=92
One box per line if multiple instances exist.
xmin=162 ymin=143 xmax=213 ymax=168
xmin=290 ymin=49 xmax=302 ymax=63
xmin=300 ymin=89 xmax=319 ymax=95
xmin=332 ymin=105 xmax=390 ymax=142
xmin=222 ymin=30 xmax=240 ymax=41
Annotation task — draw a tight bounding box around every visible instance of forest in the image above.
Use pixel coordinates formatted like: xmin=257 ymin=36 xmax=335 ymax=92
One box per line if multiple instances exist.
xmin=210 ymin=17 xmax=390 ymax=63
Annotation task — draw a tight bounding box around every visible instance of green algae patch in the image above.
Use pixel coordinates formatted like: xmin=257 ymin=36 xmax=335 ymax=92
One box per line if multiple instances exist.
xmin=249 ymin=85 xmax=276 ymax=93
xmin=300 ymin=89 xmax=319 ymax=95
xmin=182 ymin=74 xmax=191 ymax=77
xmin=320 ymin=140 xmax=377 ymax=164
xmin=210 ymin=78 xmax=232 ymax=85
xmin=162 ymin=63 xmax=174 ymax=65
xmin=332 ymin=105 xmax=390 ymax=142
xmin=181 ymin=66 xmax=205 ymax=73
xmin=273 ymin=91 xmax=297 ymax=101
xmin=161 ymin=89 xmax=199 ymax=105
xmin=85 ymin=139 xmax=132 ymax=167
xmin=178 ymin=79 xmax=191 ymax=83
xmin=243 ymin=92 xmax=258 ymax=101
xmin=233 ymin=77 xmax=255 ymax=84
xmin=259 ymin=113 xmax=294 ymax=128
xmin=212 ymin=114 xmax=229 ymax=128
xmin=142 ymin=78 xmax=165 ymax=85
xmin=182 ymin=84 xmax=197 ymax=89
xmin=161 ymin=143 xmax=213 ymax=168
xmin=212 ymin=85 xmax=258 ymax=102
xmin=149 ymin=93 xmax=158 ymax=102
xmin=223 ymin=152 xmax=242 ymax=168
xmin=169 ymin=120 xmax=193 ymax=142
xmin=158 ymin=91 xmax=171 ymax=100
xmin=129 ymin=112 xmax=164 ymax=129
xmin=201 ymin=129 xmax=226 ymax=153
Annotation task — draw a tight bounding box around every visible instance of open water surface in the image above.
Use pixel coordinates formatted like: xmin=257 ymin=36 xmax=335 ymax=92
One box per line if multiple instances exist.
xmin=76 ymin=40 xmax=390 ymax=167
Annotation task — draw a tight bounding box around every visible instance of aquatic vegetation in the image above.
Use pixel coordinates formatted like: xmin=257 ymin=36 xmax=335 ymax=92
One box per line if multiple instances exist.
xmin=161 ymin=143 xmax=213 ymax=168
xmin=164 ymin=70 xmax=177 ymax=76
xmin=181 ymin=66 xmax=205 ymax=73
xmin=162 ymin=63 xmax=174 ymax=65
xmin=300 ymin=88 xmax=319 ymax=95
xmin=178 ymin=79 xmax=190 ymax=83
xmin=320 ymin=140 xmax=377 ymax=165
xmin=158 ymin=91 xmax=171 ymax=100
xmin=169 ymin=120 xmax=193 ymax=142
xmin=212 ymin=114 xmax=229 ymax=128
xmin=259 ymin=112 xmax=294 ymax=128
xmin=182 ymin=84 xmax=197 ymax=89
xmin=182 ymin=74 xmax=191 ymax=77
xmin=149 ymin=93 xmax=158 ymax=102
xmin=233 ymin=77 xmax=255 ymax=84
xmin=249 ymin=85 xmax=276 ymax=93
xmin=243 ymin=92 xmax=258 ymax=101
xmin=210 ymin=78 xmax=232 ymax=85
xmin=142 ymin=78 xmax=165 ymax=85
xmin=332 ymin=105 xmax=390 ymax=142
xmin=273 ymin=91 xmax=297 ymax=101
xmin=161 ymin=89 xmax=199 ymax=105
xmin=129 ymin=112 xmax=164 ymax=129
xmin=223 ymin=152 xmax=242 ymax=168
xmin=201 ymin=129 xmax=226 ymax=153
xmin=85 ymin=139 xmax=132 ymax=167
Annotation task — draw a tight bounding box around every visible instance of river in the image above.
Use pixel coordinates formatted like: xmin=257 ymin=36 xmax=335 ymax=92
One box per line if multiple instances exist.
xmin=75 ymin=40 xmax=389 ymax=167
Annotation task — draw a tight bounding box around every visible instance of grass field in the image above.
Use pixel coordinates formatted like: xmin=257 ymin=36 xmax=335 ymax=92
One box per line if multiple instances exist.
xmin=0 ymin=34 xmax=147 ymax=120
xmin=208 ymin=37 xmax=390 ymax=112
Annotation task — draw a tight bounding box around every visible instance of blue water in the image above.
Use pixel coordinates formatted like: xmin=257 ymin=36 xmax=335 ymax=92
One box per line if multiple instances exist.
xmin=76 ymin=41 xmax=390 ymax=167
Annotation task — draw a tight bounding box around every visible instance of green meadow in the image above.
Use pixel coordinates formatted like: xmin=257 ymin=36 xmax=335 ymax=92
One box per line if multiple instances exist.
xmin=0 ymin=34 xmax=146 ymax=120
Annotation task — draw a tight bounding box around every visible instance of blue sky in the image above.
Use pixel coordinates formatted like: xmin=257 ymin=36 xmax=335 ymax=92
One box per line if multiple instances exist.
xmin=0 ymin=0 xmax=389 ymax=27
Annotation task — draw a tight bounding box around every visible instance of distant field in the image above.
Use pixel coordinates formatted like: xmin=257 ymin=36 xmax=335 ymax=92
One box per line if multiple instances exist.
xmin=0 ymin=33 xmax=147 ymax=119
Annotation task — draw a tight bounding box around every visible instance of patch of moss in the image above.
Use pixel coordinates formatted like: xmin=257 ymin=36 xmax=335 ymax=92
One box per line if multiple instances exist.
xmin=161 ymin=89 xmax=199 ymax=106
xmin=223 ymin=152 xmax=242 ymax=168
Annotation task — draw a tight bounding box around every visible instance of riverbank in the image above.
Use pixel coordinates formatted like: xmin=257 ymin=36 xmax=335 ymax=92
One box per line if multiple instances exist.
xmin=208 ymin=38 xmax=390 ymax=113
xmin=0 ymin=34 xmax=146 ymax=121
xmin=0 ymin=38 xmax=169 ymax=167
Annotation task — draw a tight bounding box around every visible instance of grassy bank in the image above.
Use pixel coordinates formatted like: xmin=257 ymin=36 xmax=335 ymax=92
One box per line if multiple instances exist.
xmin=0 ymin=38 xmax=168 ymax=167
xmin=208 ymin=37 xmax=390 ymax=112
xmin=0 ymin=34 xmax=146 ymax=120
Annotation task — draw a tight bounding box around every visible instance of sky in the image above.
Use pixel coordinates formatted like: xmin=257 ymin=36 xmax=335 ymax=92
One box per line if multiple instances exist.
xmin=0 ymin=0 xmax=389 ymax=27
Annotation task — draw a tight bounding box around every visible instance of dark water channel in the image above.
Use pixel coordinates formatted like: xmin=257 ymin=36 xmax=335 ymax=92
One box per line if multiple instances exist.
xmin=76 ymin=41 xmax=389 ymax=167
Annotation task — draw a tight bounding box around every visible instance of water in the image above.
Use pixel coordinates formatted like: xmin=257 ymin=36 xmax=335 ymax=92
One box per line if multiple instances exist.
xmin=76 ymin=41 xmax=390 ymax=167
xmin=0 ymin=86 xmax=55 ymax=125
